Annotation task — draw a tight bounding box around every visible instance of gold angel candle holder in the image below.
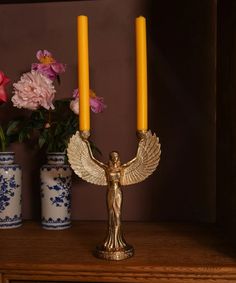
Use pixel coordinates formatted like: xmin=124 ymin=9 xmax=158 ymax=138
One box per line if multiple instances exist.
xmin=67 ymin=129 xmax=161 ymax=261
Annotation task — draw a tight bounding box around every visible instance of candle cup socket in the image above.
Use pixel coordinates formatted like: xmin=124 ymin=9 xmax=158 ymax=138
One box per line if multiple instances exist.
xmin=136 ymin=130 xmax=148 ymax=140
xmin=80 ymin=130 xmax=90 ymax=140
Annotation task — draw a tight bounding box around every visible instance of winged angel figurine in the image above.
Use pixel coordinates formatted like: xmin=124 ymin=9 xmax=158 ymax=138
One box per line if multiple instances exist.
xmin=67 ymin=130 xmax=161 ymax=260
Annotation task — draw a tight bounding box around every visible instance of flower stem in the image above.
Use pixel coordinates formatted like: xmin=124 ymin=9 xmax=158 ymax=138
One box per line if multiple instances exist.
xmin=48 ymin=109 xmax=51 ymax=125
xmin=0 ymin=126 xmax=6 ymax=152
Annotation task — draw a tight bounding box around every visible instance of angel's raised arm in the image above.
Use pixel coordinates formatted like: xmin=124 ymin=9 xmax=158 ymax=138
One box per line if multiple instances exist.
xmin=122 ymin=155 xmax=137 ymax=169
xmin=84 ymin=139 xmax=107 ymax=170
xmin=122 ymin=132 xmax=151 ymax=169
xmin=122 ymin=133 xmax=150 ymax=169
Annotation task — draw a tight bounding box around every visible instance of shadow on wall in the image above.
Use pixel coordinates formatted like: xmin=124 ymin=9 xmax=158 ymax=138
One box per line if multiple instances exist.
xmin=146 ymin=0 xmax=216 ymax=222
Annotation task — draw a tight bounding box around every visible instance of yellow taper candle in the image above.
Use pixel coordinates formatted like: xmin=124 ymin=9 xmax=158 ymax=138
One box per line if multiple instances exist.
xmin=77 ymin=15 xmax=90 ymax=131
xmin=136 ymin=16 xmax=148 ymax=131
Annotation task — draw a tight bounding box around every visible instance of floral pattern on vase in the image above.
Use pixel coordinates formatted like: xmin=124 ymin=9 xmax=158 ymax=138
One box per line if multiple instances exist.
xmin=0 ymin=152 xmax=22 ymax=229
xmin=40 ymin=152 xmax=72 ymax=230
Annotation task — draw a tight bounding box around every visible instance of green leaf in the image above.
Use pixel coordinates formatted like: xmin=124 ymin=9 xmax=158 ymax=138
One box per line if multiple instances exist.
xmin=38 ymin=136 xmax=46 ymax=148
xmin=55 ymin=124 xmax=63 ymax=136
xmin=90 ymin=140 xmax=102 ymax=156
xmin=18 ymin=131 xmax=25 ymax=143
xmin=0 ymin=126 xmax=6 ymax=152
xmin=6 ymin=120 xmax=21 ymax=135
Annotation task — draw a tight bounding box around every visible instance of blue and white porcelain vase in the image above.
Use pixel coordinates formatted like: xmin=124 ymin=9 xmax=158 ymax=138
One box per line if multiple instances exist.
xmin=0 ymin=152 xmax=22 ymax=229
xmin=40 ymin=152 xmax=72 ymax=230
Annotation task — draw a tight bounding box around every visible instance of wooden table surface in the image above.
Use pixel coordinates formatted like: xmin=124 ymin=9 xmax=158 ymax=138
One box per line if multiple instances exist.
xmin=1 ymin=221 xmax=236 ymax=282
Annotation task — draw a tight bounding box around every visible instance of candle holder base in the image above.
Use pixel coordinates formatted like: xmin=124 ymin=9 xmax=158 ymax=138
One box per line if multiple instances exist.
xmin=94 ymin=244 xmax=134 ymax=261
xmin=67 ymin=130 xmax=161 ymax=261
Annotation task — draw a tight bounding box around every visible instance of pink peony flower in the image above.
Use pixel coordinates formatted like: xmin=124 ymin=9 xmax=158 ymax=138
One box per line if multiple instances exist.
xmin=70 ymin=89 xmax=106 ymax=114
xmin=31 ymin=50 xmax=66 ymax=81
xmin=0 ymin=71 xmax=10 ymax=104
xmin=90 ymin=95 xmax=106 ymax=113
xmin=12 ymin=70 xmax=56 ymax=110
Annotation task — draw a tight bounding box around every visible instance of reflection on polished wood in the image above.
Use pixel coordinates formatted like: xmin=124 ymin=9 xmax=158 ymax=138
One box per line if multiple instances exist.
xmin=0 ymin=221 xmax=236 ymax=282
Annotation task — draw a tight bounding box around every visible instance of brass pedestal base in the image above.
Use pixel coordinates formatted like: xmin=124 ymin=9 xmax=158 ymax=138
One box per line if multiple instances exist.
xmin=94 ymin=244 xmax=134 ymax=261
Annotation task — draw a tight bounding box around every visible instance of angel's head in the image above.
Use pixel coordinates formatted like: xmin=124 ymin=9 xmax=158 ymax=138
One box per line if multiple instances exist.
xmin=109 ymin=151 xmax=121 ymax=166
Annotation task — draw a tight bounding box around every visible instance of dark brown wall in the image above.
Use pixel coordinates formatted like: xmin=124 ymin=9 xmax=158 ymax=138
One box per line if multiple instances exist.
xmin=217 ymin=0 xmax=236 ymax=233
xmin=0 ymin=0 xmax=216 ymax=222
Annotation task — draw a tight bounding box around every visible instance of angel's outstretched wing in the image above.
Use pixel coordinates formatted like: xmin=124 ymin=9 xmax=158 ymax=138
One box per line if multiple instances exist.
xmin=67 ymin=131 xmax=107 ymax=186
xmin=121 ymin=130 xmax=161 ymax=186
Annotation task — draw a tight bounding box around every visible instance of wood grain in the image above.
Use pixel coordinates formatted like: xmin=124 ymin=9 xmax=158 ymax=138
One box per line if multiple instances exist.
xmin=1 ymin=221 xmax=236 ymax=282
